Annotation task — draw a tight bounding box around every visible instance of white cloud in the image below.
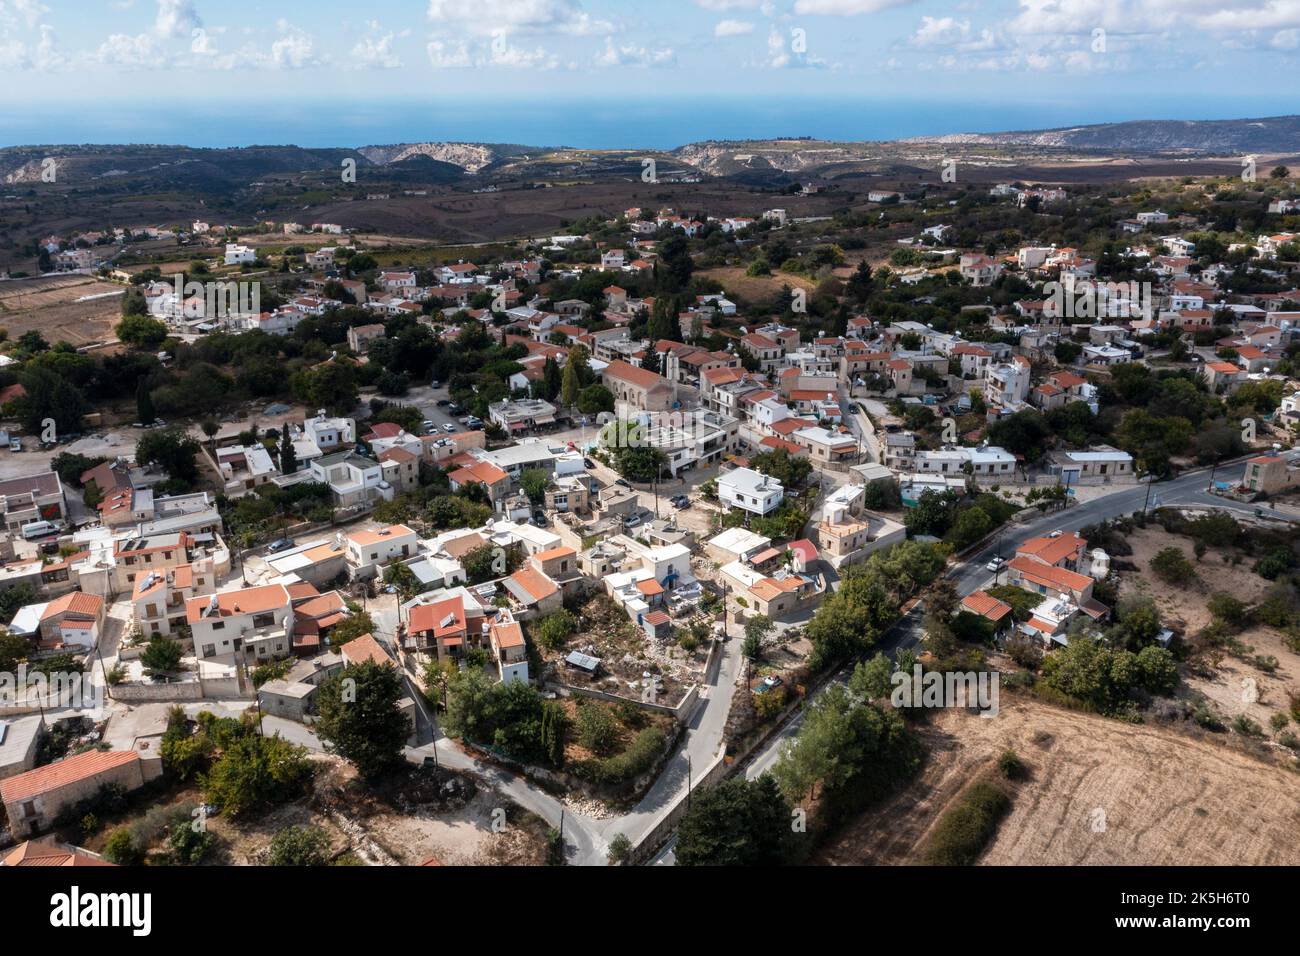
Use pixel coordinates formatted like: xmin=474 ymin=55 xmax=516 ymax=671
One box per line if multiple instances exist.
xmin=793 ymin=0 xmax=917 ymax=14
xmin=594 ymin=36 xmax=675 ymax=66
xmin=350 ymin=22 xmax=405 ymax=69
xmin=425 ymin=35 xmax=562 ymax=69
xmin=10 ymin=0 xmax=49 ymax=29
xmin=1271 ymin=26 xmax=1300 ymax=45
xmin=268 ymin=20 xmax=319 ymax=69
xmin=1198 ymin=0 xmax=1300 ymax=30
xmin=153 ymin=0 xmax=201 ymax=39
xmin=426 ymin=0 xmax=612 ymax=36
xmin=97 ymin=31 xmax=164 ymax=67
xmin=426 ymin=38 xmax=473 ymax=68
xmin=715 ymin=18 xmax=755 ymax=36
xmin=908 ymin=16 xmax=999 ymax=51
xmin=695 ymin=0 xmax=765 ymax=9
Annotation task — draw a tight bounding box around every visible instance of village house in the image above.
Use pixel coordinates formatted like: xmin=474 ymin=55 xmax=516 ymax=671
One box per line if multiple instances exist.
xmin=601 ymin=359 xmax=676 ymax=411
xmin=2 ymin=750 xmax=161 ymax=839
xmin=187 ymin=583 xmax=294 ymax=663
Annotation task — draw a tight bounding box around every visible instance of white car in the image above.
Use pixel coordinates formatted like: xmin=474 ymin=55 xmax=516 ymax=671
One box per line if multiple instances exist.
xmin=442 ymin=423 xmax=456 ymax=433
xmin=986 ymin=556 xmax=1005 ymax=573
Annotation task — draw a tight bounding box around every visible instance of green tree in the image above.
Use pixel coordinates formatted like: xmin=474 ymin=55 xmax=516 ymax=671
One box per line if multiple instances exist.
xmin=140 ymin=635 xmax=183 ymax=675
xmin=279 ymin=425 xmax=297 ymax=474
xmin=135 ymin=379 xmax=155 ymax=425
xmin=116 ymin=313 xmax=169 ymax=350
xmin=676 ymin=775 xmax=796 ymax=866
xmin=0 ymin=628 xmax=30 ymax=671
xmin=135 ymin=427 xmax=202 ymax=485
xmin=314 ymin=662 xmax=410 ymax=780
xmin=200 ymin=731 xmax=313 ymax=818
xmin=519 ymin=468 xmax=550 ymax=505
xmin=533 ymin=609 xmax=577 ymax=651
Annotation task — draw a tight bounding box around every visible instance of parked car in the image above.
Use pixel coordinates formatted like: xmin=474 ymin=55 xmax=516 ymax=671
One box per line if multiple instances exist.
xmin=8 ymin=438 xmax=20 ymax=452
xmin=435 ymin=398 xmax=451 ymax=407
xmin=465 ymin=417 xmax=483 ymax=430
xmin=442 ymin=423 xmax=456 ymax=433
xmin=672 ymin=495 xmax=690 ymax=509
xmin=422 ymin=419 xmax=435 ymax=431
xmin=583 ymin=457 xmax=594 ymax=469
xmin=267 ymin=538 xmax=295 ymax=553
xmin=447 ymin=403 xmax=464 ymax=416
xmin=986 ymin=556 xmax=1005 ymax=573
xmin=754 ymin=675 xmax=784 ymax=695
xmin=615 ymin=478 xmax=631 ymax=489
xmin=430 ymin=379 xmax=441 ymax=389
xmin=623 ymin=514 xmax=642 ymax=528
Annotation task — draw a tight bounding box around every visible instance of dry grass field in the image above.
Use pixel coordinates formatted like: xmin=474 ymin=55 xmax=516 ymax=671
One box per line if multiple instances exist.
xmin=0 ymin=274 xmax=123 ymax=346
xmin=816 ymin=696 xmax=1300 ymax=866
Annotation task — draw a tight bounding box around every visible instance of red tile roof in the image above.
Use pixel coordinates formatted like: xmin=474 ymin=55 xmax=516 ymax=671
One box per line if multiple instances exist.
xmin=1 ymin=750 xmax=140 ymax=805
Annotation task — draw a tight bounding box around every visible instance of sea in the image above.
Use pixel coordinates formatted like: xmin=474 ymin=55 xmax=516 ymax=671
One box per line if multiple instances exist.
xmin=0 ymin=95 xmax=1291 ymax=150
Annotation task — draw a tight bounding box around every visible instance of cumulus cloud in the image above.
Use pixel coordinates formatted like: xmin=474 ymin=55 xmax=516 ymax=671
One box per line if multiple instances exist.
xmin=426 ymin=0 xmax=612 ymax=36
xmin=350 ymin=22 xmax=406 ymax=69
xmin=907 ymin=16 xmax=1000 ymax=51
xmin=594 ymin=36 xmax=675 ymax=66
xmin=153 ymin=0 xmax=201 ymax=39
xmin=425 ymin=34 xmax=562 ymax=69
xmin=268 ymin=19 xmax=319 ymax=69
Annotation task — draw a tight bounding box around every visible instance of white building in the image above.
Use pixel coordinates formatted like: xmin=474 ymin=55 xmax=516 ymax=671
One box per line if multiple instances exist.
xmin=224 ymin=243 xmax=256 ymax=266
xmin=717 ymin=467 xmax=784 ymax=516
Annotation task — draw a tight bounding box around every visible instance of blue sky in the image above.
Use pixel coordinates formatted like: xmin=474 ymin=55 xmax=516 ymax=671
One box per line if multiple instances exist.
xmin=1 ymin=1 xmax=1297 ymax=136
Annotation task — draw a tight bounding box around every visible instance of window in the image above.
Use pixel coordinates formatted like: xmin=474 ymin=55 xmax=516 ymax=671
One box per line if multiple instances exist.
xmin=202 ymin=644 xmax=216 ymax=657
xmin=212 ymin=621 xmax=225 ymax=630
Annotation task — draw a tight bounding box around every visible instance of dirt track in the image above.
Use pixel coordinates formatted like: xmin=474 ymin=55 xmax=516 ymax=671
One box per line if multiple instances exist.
xmin=816 ymin=696 xmax=1300 ymax=866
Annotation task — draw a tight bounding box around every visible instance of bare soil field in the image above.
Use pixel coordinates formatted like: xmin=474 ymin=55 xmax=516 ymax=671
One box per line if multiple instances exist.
xmin=0 ymin=274 xmax=123 ymax=345
xmin=301 ymin=181 xmax=843 ymax=244
xmin=815 ymin=696 xmax=1300 ymax=866
xmin=697 ymin=266 xmax=818 ymax=306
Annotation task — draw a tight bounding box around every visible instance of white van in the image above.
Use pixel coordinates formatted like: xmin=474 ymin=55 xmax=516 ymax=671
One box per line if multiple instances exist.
xmin=20 ymin=520 xmax=57 ymax=540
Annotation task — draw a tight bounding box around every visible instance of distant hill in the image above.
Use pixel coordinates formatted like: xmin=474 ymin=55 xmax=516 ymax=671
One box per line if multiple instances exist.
xmin=903 ymin=115 xmax=1300 ymax=153
xmin=0 ymin=144 xmax=366 ymax=192
xmin=3 ymin=115 xmax=1298 ymax=197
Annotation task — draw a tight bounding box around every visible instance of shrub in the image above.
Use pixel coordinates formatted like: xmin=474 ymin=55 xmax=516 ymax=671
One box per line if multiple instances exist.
xmin=168 ymin=820 xmax=216 ymax=864
xmin=607 ymin=833 xmax=632 ymax=864
xmin=997 ymin=749 xmax=1026 ymax=780
xmin=1231 ymin=715 xmax=1264 ymax=738
xmin=921 ymin=780 xmax=1011 ymax=865
xmin=103 ymin=828 xmax=144 ymax=865
xmin=575 ymin=703 xmax=621 ymax=756
xmin=265 ymin=825 xmax=330 ymax=866
xmin=1150 ymin=547 xmax=1196 ymax=586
